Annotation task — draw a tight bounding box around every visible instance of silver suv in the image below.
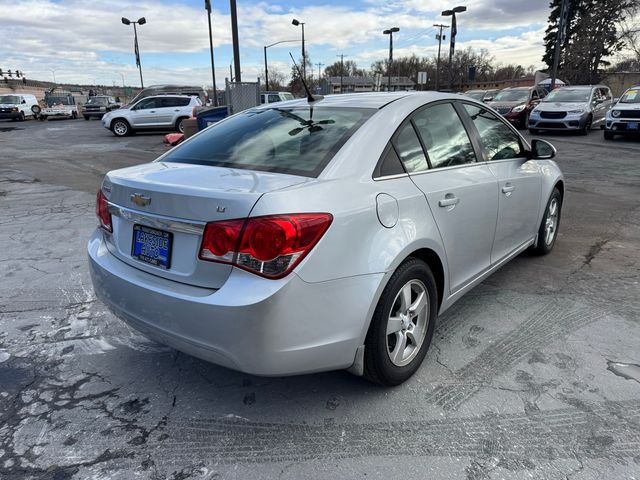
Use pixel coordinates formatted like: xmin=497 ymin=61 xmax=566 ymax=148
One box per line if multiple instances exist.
xmin=102 ymin=95 xmax=201 ymax=137
xmin=528 ymin=85 xmax=613 ymax=135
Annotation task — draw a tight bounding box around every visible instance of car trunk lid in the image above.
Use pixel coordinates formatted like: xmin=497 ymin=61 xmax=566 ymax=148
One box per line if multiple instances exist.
xmin=102 ymin=161 xmax=311 ymax=289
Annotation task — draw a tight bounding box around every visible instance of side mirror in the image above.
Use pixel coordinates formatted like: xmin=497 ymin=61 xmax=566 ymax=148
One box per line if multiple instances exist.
xmin=612 ymin=97 xmax=619 ymax=103
xmin=530 ymin=139 xmax=556 ymax=160
xmin=593 ymin=98 xmax=604 ymax=105
xmin=22 ymin=99 xmax=26 ymax=104
xmin=483 ymin=97 xmax=493 ymax=103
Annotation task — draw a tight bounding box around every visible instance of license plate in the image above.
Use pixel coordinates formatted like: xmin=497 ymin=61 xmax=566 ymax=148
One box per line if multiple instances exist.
xmin=131 ymin=224 xmax=172 ymax=269
xmin=627 ymin=122 xmax=639 ymax=130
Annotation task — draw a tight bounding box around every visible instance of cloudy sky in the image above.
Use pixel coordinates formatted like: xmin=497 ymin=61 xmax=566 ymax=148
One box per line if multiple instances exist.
xmin=1 ymin=0 xmax=553 ymax=88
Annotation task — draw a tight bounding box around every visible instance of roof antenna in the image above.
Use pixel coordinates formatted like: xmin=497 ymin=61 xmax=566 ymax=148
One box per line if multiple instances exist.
xmin=289 ymin=52 xmax=323 ymax=103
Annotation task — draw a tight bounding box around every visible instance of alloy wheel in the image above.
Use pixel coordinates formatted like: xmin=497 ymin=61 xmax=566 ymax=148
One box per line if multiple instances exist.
xmin=545 ymin=198 xmax=559 ymax=246
xmin=113 ymin=121 xmax=128 ymax=136
xmin=386 ymin=280 xmax=430 ymax=367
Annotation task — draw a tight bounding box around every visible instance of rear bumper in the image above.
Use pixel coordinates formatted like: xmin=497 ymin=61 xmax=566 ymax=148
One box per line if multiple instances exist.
xmin=88 ymin=230 xmax=382 ymax=376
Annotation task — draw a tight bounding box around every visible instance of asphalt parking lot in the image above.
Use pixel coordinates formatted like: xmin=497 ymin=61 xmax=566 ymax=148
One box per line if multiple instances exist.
xmin=1 ymin=118 xmax=639 ymax=480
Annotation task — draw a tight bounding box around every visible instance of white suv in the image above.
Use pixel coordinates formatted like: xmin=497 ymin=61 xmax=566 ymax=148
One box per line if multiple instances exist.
xmin=102 ymin=95 xmax=201 ymax=137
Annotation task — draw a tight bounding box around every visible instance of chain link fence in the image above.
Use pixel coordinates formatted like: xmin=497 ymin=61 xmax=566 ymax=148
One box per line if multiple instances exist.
xmin=225 ymin=80 xmax=261 ymax=115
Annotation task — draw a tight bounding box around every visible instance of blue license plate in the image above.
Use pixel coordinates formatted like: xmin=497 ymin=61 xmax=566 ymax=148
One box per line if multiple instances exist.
xmin=627 ymin=122 xmax=639 ymax=130
xmin=132 ymin=225 xmax=172 ymax=269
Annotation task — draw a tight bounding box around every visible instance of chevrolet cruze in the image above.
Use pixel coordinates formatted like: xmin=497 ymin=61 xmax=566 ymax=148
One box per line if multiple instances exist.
xmin=89 ymin=92 xmax=564 ymax=386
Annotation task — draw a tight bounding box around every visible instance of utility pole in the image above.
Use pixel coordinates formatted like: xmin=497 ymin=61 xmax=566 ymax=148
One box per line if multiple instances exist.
xmin=230 ymin=0 xmax=241 ymax=81
xmin=442 ymin=6 xmax=467 ymax=91
xmin=383 ymin=27 xmax=399 ymax=91
xmin=204 ymin=0 xmax=218 ymax=105
xmin=434 ymin=24 xmax=449 ymax=91
xmin=551 ymin=0 xmax=568 ymax=91
xmin=316 ymin=62 xmax=324 ymax=81
xmin=337 ymin=54 xmax=346 ymax=93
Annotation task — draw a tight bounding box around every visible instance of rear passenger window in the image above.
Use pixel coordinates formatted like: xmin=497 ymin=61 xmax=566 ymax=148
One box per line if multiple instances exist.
xmin=393 ymin=124 xmax=429 ymax=173
xmin=375 ymin=144 xmax=406 ymax=178
xmin=412 ymin=103 xmax=476 ymax=169
xmin=463 ymin=104 xmax=524 ymax=160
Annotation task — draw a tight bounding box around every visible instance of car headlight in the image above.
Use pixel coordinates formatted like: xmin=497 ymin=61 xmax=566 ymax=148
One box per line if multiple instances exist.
xmin=568 ymin=109 xmax=584 ymax=114
xmin=512 ymin=104 xmax=526 ymax=113
xmin=611 ymin=110 xmax=621 ymax=118
xmin=530 ymin=109 xmax=540 ymax=116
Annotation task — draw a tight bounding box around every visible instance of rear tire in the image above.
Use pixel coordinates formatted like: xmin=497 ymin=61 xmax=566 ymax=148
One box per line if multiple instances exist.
xmin=364 ymin=258 xmax=438 ymax=386
xmin=84 ymin=115 xmax=90 ymax=120
xmin=532 ymin=187 xmax=562 ymax=255
xmin=604 ymin=131 xmax=615 ymax=140
xmin=19 ymin=111 xmax=25 ymax=122
xmin=111 ymin=119 xmax=131 ymax=137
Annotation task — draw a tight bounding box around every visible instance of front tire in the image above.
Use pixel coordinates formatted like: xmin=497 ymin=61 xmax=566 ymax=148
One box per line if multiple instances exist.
xmin=580 ymin=115 xmax=592 ymax=135
xmin=176 ymin=117 xmax=188 ymax=133
xmin=529 ymin=128 xmax=539 ymax=135
xmin=533 ymin=187 xmax=562 ymax=255
xmin=19 ymin=111 xmax=25 ymax=121
xmin=111 ymin=119 xmax=131 ymax=137
xmin=84 ymin=115 xmax=90 ymax=120
xmin=604 ymin=131 xmax=615 ymax=140
xmin=364 ymin=258 xmax=438 ymax=386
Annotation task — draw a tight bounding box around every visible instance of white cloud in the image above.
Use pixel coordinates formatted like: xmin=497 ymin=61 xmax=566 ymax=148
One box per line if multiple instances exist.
xmin=0 ymin=0 xmax=550 ymax=87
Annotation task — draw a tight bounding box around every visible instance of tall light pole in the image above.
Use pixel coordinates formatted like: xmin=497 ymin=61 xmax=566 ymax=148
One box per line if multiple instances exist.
xmin=229 ymin=0 xmax=241 ymax=82
xmin=337 ymin=54 xmax=347 ymax=93
xmin=442 ymin=6 xmax=466 ymax=91
xmin=117 ymin=72 xmax=125 ymax=87
xmin=433 ymin=24 xmax=449 ymax=91
xmin=264 ymin=39 xmax=299 ymax=91
xmin=50 ymin=69 xmax=57 ymax=84
xmin=292 ymin=19 xmax=306 ymax=79
xmin=121 ymin=16 xmax=146 ymax=88
xmin=551 ymin=0 xmax=569 ymax=91
xmin=383 ymin=27 xmax=399 ymax=92
xmin=204 ymin=0 xmax=218 ymax=105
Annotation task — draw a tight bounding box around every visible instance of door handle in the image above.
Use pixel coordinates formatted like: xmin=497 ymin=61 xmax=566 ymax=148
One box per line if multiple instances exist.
xmin=149 ymin=110 xmax=156 ymax=113
xmin=439 ymin=195 xmax=460 ymax=208
xmin=502 ymin=184 xmax=516 ymax=195
xmin=174 ymin=109 xmax=180 ymax=112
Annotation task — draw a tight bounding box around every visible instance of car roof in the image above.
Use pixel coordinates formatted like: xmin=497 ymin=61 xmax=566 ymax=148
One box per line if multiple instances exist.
xmin=502 ymin=86 xmax=534 ymax=91
xmin=145 ymin=94 xmax=195 ymax=99
xmin=267 ymin=92 xmax=428 ymax=109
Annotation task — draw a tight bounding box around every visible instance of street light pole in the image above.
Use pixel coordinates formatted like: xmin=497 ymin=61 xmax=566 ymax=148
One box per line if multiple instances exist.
xmin=442 ymin=6 xmax=466 ymax=91
xmin=433 ymin=24 xmax=449 ymax=91
xmin=551 ymin=0 xmax=568 ymax=91
xmin=264 ymin=39 xmax=300 ymax=91
xmin=292 ymin=19 xmax=306 ymax=79
xmin=50 ymin=69 xmax=57 ymax=84
xmin=338 ymin=54 xmax=346 ymax=93
xmin=230 ymin=0 xmax=241 ymax=82
xmin=204 ymin=0 xmax=218 ymax=106
xmin=383 ymin=27 xmax=399 ymax=92
xmin=121 ymin=16 xmax=146 ymax=88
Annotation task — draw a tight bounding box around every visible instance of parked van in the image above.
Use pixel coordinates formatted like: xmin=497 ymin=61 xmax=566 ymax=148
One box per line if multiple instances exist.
xmin=0 ymin=93 xmax=39 ymax=121
xmin=128 ymin=85 xmax=208 ymax=106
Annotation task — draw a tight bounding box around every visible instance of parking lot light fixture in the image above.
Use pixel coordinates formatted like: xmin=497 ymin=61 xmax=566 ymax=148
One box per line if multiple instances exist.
xmin=442 ymin=6 xmax=466 ymax=91
xmin=383 ymin=27 xmax=399 ymax=91
xmin=292 ymin=19 xmax=306 ymax=79
xmin=121 ymin=16 xmax=146 ymax=88
xmin=264 ymin=40 xmax=300 ymax=91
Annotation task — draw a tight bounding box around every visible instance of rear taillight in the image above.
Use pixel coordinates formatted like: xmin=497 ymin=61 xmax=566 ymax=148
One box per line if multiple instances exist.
xmin=199 ymin=214 xmax=332 ymax=279
xmin=96 ymin=190 xmax=112 ymax=233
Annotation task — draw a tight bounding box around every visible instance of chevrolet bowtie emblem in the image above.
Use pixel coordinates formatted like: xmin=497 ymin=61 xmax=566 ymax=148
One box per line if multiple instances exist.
xmin=130 ymin=193 xmax=151 ymax=207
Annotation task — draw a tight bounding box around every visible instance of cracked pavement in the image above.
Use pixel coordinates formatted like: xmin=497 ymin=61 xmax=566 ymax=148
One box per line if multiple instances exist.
xmin=0 ymin=120 xmax=639 ymax=479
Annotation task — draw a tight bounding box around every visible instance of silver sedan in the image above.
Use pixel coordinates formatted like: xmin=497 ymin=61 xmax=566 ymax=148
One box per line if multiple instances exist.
xmin=89 ymin=92 xmax=564 ymax=386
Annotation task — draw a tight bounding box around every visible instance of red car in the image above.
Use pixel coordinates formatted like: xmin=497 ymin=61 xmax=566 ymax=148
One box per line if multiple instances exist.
xmin=488 ymin=86 xmax=548 ymax=129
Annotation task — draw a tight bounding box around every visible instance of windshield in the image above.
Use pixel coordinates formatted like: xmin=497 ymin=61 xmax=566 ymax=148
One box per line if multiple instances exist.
xmin=161 ymin=107 xmax=374 ymax=177
xmin=87 ymin=97 xmax=108 ymax=105
xmin=280 ymin=93 xmax=294 ymax=100
xmin=620 ymin=88 xmax=640 ymax=104
xmin=466 ymin=91 xmax=485 ymax=100
xmin=493 ymin=90 xmax=530 ymax=102
xmin=0 ymin=95 xmax=21 ymax=104
xmin=543 ymin=89 xmax=590 ymax=103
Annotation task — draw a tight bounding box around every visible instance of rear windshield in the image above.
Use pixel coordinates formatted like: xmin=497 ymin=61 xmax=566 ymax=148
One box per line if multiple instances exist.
xmin=161 ymin=106 xmax=374 ymax=177
xmin=466 ymin=91 xmax=485 ymax=100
